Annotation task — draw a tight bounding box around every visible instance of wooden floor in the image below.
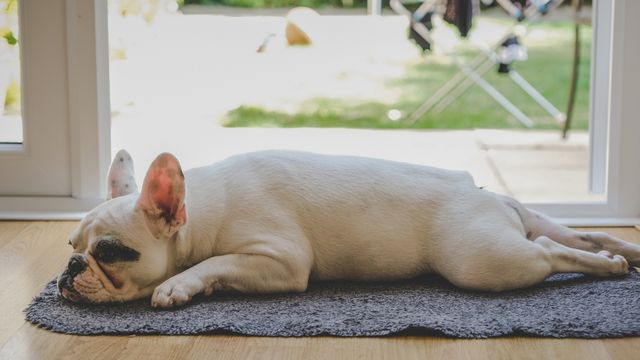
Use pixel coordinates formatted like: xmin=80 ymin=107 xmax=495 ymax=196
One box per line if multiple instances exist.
xmin=0 ymin=222 xmax=639 ymax=360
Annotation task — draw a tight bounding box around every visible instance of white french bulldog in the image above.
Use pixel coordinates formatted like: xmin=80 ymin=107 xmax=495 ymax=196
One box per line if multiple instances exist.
xmin=58 ymin=150 xmax=639 ymax=308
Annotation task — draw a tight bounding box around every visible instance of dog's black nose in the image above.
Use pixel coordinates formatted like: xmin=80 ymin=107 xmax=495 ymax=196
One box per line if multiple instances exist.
xmin=67 ymin=254 xmax=88 ymax=277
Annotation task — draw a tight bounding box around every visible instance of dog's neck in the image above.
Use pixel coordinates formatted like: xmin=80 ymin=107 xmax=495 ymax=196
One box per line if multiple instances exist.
xmin=170 ymin=195 xmax=225 ymax=272
xmin=155 ymin=169 xmax=228 ymax=274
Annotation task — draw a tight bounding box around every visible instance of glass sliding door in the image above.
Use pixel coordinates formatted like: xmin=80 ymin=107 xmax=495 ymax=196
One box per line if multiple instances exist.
xmin=0 ymin=0 xmax=110 ymax=218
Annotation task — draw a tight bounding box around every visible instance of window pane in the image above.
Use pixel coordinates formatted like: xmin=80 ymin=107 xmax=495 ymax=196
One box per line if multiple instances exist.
xmin=109 ymin=1 xmax=601 ymax=203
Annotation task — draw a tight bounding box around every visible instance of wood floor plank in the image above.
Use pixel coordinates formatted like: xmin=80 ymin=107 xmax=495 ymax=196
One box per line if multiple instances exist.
xmin=0 ymin=222 xmax=31 ymax=249
xmin=601 ymin=338 xmax=640 ymax=359
xmin=0 ymin=221 xmax=78 ymax=347
xmin=0 ymin=222 xmax=638 ymax=360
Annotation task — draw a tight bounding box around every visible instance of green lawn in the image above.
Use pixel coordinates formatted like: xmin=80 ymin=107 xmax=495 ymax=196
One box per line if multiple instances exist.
xmin=223 ymin=22 xmax=592 ymax=130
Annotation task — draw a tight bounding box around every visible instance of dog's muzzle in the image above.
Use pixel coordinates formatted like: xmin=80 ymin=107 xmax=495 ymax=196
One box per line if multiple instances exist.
xmin=57 ymin=254 xmax=88 ymax=301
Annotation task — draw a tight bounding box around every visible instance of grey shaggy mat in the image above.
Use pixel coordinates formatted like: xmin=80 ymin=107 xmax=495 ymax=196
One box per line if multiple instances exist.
xmin=25 ymin=270 xmax=640 ymax=338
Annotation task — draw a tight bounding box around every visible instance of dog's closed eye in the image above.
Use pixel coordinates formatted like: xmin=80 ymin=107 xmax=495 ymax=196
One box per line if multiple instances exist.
xmin=93 ymin=237 xmax=140 ymax=264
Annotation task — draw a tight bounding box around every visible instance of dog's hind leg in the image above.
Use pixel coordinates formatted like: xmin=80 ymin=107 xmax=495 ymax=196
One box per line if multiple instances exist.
xmin=438 ymin=231 xmax=629 ymax=293
xmin=533 ymin=236 xmax=629 ymax=276
xmin=495 ymin=194 xmax=640 ymax=266
xmin=521 ymin=208 xmax=640 ymax=267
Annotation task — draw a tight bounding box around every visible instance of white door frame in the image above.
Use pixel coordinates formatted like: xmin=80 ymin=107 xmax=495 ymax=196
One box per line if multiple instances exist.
xmin=526 ymin=0 xmax=640 ymax=226
xmin=0 ymin=0 xmax=110 ymax=219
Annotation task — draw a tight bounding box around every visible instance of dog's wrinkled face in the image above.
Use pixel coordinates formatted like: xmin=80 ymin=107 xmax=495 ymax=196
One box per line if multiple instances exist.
xmin=57 ymin=150 xmax=187 ymax=303
xmin=57 ymin=197 xmax=171 ymax=303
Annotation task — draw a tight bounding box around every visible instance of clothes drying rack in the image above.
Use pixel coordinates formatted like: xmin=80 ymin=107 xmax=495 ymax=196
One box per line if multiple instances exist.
xmin=390 ymin=0 xmax=566 ymax=128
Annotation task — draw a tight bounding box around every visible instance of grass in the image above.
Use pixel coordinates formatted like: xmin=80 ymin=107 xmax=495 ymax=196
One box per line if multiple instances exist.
xmin=224 ymin=22 xmax=592 ymax=130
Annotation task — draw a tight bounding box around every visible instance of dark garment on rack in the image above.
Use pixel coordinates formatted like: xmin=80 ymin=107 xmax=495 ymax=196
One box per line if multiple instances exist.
xmin=443 ymin=0 xmax=477 ymax=37
xmin=512 ymin=0 xmax=529 ymax=10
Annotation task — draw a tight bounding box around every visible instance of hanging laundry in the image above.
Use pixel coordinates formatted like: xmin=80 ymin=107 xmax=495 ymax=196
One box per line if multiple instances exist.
xmin=532 ymin=0 xmax=553 ymax=15
xmin=511 ymin=0 xmax=528 ymax=10
xmin=497 ymin=35 xmax=528 ymax=73
xmin=443 ymin=0 xmax=479 ymax=38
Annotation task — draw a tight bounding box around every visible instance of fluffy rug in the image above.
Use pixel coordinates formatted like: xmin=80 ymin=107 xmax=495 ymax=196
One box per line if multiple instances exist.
xmin=25 ymin=270 xmax=640 ymax=338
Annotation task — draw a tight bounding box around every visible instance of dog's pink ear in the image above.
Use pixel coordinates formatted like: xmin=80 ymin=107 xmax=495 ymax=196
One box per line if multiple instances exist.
xmin=136 ymin=152 xmax=187 ymax=239
xmin=107 ymin=149 xmax=138 ymax=200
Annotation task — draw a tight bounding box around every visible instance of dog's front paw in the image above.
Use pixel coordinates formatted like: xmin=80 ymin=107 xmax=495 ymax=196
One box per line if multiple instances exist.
xmin=151 ymin=275 xmax=203 ymax=309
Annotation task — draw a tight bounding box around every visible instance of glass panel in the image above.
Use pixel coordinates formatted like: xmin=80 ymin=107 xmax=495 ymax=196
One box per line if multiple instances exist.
xmin=109 ymin=0 xmax=601 ymax=203
xmin=0 ymin=0 xmax=22 ymax=144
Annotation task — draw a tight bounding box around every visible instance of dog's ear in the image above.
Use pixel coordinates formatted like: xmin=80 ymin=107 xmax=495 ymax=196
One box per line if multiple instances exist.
xmin=107 ymin=149 xmax=138 ymax=200
xmin=136 ymin=152 xmax=187 ymax=239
